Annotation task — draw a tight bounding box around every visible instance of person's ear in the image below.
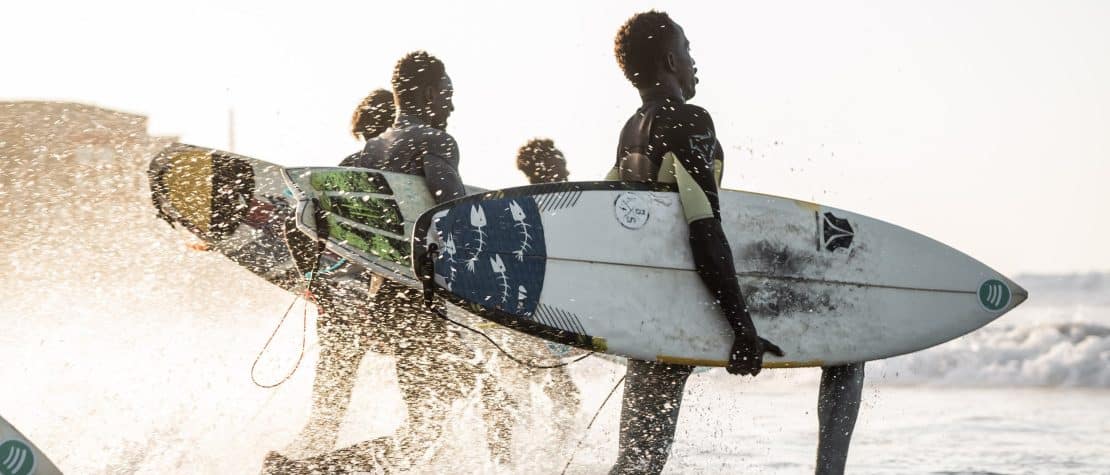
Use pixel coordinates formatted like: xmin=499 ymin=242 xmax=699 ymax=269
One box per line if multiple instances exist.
xmin=422 ymin=86 xmax=435 ymax=106
xmin=665 ymin=51 xmax=678 ymax=73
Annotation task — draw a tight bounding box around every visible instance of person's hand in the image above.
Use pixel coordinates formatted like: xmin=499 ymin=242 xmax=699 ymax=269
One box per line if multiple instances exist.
xmin=727 ymin=333 xmax=785 ymax=376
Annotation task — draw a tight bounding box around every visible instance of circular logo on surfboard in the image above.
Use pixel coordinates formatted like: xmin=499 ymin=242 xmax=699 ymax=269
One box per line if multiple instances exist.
xmin=614 ymin=192 xmax=651 ymax=229
xmin=0 ymin=439 xmax=36 ymax=475
xmin=978 ymin=279 xmax=1011 ymax=311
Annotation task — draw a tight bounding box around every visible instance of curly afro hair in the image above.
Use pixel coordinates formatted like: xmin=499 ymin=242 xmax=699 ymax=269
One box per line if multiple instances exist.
xmin=391 ymin=51 xmax=447 ymax=111
xmin=614 ymin=10 xmax=680 ymax=88
xmin=350 ymin=88 xmax=395 ymax=140
xmin=516 ymin=138 xmax=568 ymax=183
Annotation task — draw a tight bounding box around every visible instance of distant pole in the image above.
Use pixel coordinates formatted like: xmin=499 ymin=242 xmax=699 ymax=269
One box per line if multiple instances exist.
xmin=227 ymin=106 xmax=236 ymax=153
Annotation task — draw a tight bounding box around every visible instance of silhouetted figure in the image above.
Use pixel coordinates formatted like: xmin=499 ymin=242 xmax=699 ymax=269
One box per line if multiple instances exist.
xmin=506 ymin=137 xmax=581 ymax=447
xmin=350 ymin=88 xmax=396 ymax=141
xmin=267 ymin=52 xmax=496 ymax=473
xmin=516 ymin=138 xmax=569 ymax=184
xmin=602 ymin=11 xmax=865 ymax=475
xmin=282 ymin=88 xmax=398 ymax=459
xmin=603 ymin=11 xmax=781 ymax=474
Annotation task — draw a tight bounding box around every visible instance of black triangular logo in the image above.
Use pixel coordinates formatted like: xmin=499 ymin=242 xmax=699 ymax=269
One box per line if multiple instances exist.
xmin=822 ymin=212 xmax=854 ymax=252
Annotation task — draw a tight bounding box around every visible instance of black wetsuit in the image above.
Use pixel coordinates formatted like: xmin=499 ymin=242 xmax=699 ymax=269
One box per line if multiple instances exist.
xmin=605 ymin=95 xmax=865 ymax=475
xmin=279 ymin=114 xmax=482 ymax=472
xmin=606 ymin=93 xmax=753 ymax=474
xmin=341 ymin=113 xmax=465 ymax=202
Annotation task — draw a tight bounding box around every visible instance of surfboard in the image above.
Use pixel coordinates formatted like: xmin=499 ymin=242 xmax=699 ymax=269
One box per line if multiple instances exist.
xmin=281 ymin=166 xmax=440 ymax=285
xmin=0 ymin=415 xmax=62 ymax=475
xmin=149 ymin=145 xmax=563 ymax=360
xmin=148 ymin=144 xmax=485 ymax=306
xmin=411 ymin=182 xmax=1029 ymax=368
xmin=148 ymin=144 xmax=372 ymax=296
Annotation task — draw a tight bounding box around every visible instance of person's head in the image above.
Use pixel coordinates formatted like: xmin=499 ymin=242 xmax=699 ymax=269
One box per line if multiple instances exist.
xmin=516 ymin=138 xmax=569 ymax=184
xmin=350 ymin=88 xmax=396 ymax=141
xmin=614 ymin=10 xmax=698 ymax=100
xmin=391 ymin=51 xmax=454 ymax=129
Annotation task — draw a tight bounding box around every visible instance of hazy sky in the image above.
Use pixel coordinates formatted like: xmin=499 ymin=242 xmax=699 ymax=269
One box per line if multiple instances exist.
xmin=6 ymin=0 xmax=1110 ymax=275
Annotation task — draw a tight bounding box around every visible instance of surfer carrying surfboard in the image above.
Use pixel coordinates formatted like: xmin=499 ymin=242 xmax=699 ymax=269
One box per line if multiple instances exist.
xmin=604 ymin=11 xmax=785 ymax=473
xmin=604 ymin=12 xmax=866 ymax=475
xmin=268 ymin=51 xmax=489 ymax=473
xmin=280 ymin=88 xmax=397 ymax=458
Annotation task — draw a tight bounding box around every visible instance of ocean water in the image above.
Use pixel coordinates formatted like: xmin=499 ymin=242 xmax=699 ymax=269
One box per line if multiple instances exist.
xmin=0 ymin=147 xmax=1107 ymax=473
xmin=1 ymin=259 xmax=1107 ymax=474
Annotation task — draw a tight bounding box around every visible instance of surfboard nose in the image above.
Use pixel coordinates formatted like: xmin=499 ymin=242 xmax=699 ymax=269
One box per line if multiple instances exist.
xmin=1010 ymin=280 xmax=1029 ymax=307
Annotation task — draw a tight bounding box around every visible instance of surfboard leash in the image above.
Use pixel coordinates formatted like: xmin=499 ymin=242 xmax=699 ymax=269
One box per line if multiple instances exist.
xmin=417 ymin=243 xmax=594 ymax=370
xmin=560 ymin=373 xmax=626 ymax=475
xmin=249 ymin=291 xmax=310 ymax=389
xmin=250 ymin=200 xmax=333 ymax=389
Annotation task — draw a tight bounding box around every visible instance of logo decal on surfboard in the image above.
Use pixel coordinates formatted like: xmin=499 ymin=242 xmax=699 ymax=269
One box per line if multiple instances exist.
xmin=822 ymin=212 xmax=854 ymax=252
xmin=978 ymin=279 xmax=1011 ymax=311
xmin=614 ymin=192 xmax=650 ymax=229
xmin=0 ymin=439 xmax=36 ymax=475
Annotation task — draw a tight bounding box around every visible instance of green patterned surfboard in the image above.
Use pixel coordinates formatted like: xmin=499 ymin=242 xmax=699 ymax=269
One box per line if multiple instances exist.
xmin=283 ymin=167 xmax=438 ymax=284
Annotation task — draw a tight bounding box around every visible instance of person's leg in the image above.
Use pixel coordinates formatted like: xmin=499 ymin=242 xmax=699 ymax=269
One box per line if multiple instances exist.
xmin=815 ymin=362 xmax=865 ymax=475
xmin=288 ymin=321 xmax=369 ymax=456
xmin=540 ymin=365 xmax=581 ymax=447
xmin=477 ymin=360 xmax=517 ymax=465
xmin=376 ymin=281 xmax=481 ymax=467
xmin=610 ymin=360 xmax=694 ymax=475
xmin=266 ymin=283 xmax=480 ymax=473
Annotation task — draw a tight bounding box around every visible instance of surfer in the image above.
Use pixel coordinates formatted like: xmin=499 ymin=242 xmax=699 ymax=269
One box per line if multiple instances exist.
xmin=603 ymin=11 xmax=783 ymax=474
xmin=279 ymin=88 xmax=398 ymax=458
xmin=350 ymin=88 xmax=396 ymax=142
xmin=516 ymin=137 xmax=570 ymax=184
xmin=604 ymin=12 xmax=865 ymax=474
xmin=268 ymin=51 xmax=499 ymax=473
xmin=508 ymin=137 xmax=582 ymax=443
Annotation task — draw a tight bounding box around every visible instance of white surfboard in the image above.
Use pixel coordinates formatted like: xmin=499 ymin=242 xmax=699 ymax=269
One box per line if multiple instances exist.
xmin=413 ymin=181 xmax=1028 ymax=368
xmin=0 ymin=415 xmax=62 ymax=475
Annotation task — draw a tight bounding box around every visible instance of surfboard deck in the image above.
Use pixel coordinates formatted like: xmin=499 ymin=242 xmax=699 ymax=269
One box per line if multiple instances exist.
xmin=412 ymin=182 xmax=1029 ymax=368
xmin=0 ymin=415 xmax=62 ymax=475
xmin=148 ymin=144 xmax=374 ymax=297
xmin=148 ymin=144 xmax=494 ymax=328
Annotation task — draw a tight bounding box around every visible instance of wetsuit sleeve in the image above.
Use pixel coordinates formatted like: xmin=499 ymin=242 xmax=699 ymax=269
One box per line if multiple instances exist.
xmin=666 ymin=107 xmax=759 ymax=340
xmin=604 ymin=165 xmax=620 ymax=181
xmin=338 ymin=150 xmax=362 ymax=167
xmin=420 ymin=131 xmax=466 ymax=204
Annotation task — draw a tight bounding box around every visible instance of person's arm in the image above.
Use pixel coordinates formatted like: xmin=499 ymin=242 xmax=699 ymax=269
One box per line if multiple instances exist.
xmin=666 ymin=106 xmax=782 ymax=375
xmin=420 ymin=131 xmax=466 ymax=204
xmin=604 ymin=165 xmax=620 ymax=181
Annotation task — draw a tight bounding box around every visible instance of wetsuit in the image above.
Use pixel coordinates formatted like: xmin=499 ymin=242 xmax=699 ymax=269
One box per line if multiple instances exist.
xmin=341 ymin=112 xmax=465 ymax=202
xmin=276 ymin=114 xmax=485 ymax=472
xmin=606 ymin=92 xmax=750 ymax=474
xmin=284 ymin=114 xmax=466 ymax=457
xmin=604 ymin=95 xmax=864 ymax=475
xmin=816 ymin=362 xmax=864 ymax=475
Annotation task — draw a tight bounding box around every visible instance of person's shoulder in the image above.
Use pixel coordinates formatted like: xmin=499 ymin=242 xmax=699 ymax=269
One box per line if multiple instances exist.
xmin=410 ymin=125 xmax=459 ymax=158
xmin=656 ymin=102 xmax=716 ymax=135
xmin=668 ymin=103 xmax=715 ymax=125
xmin=408 ymin=124 xmax=453 ymax=142
xmin=338 ymin=150 xmax=362 ymax=167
